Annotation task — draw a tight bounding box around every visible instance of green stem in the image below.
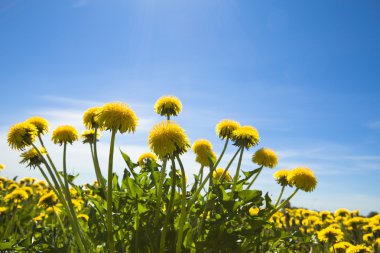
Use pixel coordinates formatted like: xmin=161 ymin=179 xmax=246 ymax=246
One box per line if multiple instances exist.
xmin=232 ymin=147 xmax=245 ymax=191
xmin=269 ymin=188 xmax=299 ymax=217
xmin=219 ymin=147 xmax=241 ymax=183
xmin=159 ymin=158 xmax=177 ymax=253
xmin=274 ymin=185 xmax=286 ymax=207
xmin=63 ymin=143 xmax=69 ymax=193
xmin=175 ymin=155 xmax=188 ymax=253
xmin=246 ymin=166 xmax=263 ymax=189
xmin=212 ymin=138 xmax=229 ymax=170
xmin=154 ymin=159 xmax=168 ymax=226
xmin=194 ymin=166 xmax=204 ymax=192
xmin=93 ymin=128 xmax=106 ymax=191
xmin=107 ymin=129 xmax=117 ymax=253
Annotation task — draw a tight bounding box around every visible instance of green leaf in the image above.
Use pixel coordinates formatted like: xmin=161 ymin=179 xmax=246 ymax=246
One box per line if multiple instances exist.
xmin=120 ymin=148 xmax=138 ymax=170
xmin=238 ymin=190 xmax=262 ymax=204
xmin=242 ymin=168 xmax=261 ymax=179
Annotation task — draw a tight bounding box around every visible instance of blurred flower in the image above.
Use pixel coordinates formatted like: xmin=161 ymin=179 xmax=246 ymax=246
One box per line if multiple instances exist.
xmin=317 ymin=226 xmax=344 ymax=244
xmin=252 ymin=148 xmax=278 ymax=168
xmin=38 ymin=192 xmax=58 ymax=208
xmin=273 ymin=169 xmax=289 ymax=186
xmin=8 ymin=122 xmax=38 ymax=150
xmin=26 ymin=116 xmax=49 ymax=135
xmin=212 ymin=168 xmax=232 ymax=182
xmin=83 ymin=107 xmax=102 ymax=129
xmin=138 ymin=152 xmax=157 ymax=169
xmin=20 ymin=147 xmax=47 ymax=168
xmin=346 ymin=244 xmax=372 ymax=253
xmin=4 ymin=189 xmax=29 ymax=203
xmin=81 ymin=129 xmax=100 ymax=144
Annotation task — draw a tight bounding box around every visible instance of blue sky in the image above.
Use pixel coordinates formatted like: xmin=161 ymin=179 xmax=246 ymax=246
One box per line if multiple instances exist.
xmin=1 ymin=0 xmax=380 ymax=214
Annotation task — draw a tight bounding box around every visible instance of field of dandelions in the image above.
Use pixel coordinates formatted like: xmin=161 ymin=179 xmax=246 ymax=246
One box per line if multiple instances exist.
xmin=1 ymin=96 xmax=379 ymax=253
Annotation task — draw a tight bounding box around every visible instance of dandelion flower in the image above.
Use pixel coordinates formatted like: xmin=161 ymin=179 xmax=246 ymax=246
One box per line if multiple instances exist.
xmin=347 ymin=244 xmax=372 ymax=253
xmin=335 ymin=208 xmax=350 ymax=218
xmin=81 ymin=129 xmax=100 ymax=144
xmin=274 ymin=169 xmax=290 ymax=186
xmin=26 ymin=116 xmax=49 ymax=135
xmin=213 ymin=168 xmax=232 ymax=181
xmin=148 ymin=121 xmax=190 ymax=159
xmin=332 ymin=241 xmax=353 ymax=252
xmin=78 ymin=213 xmax=89 ymax=221
xmin=138 ymin=152 xmax=157 ymax=168
xmin=154 ymin=95 xmax=182 ymax=117
xmin=0 ymin=206 xmax=8 ymax=214
xmin=231 ymin=125 xmax=259 ymax=149
xmin=249 ymin=207 xmax=260 ymax=216
xmin=196 ymin=151 xmax=217 ymax=167
xmin=4 ymin=189 xmax=29 ymax=202
xmin=20 ymin=147 xmax=47 ymax=168
xmin=96 ymin=102 xmax=138 ymax=133
xmin=0 ymin=164 xmax=4 ymax=170
xmin=252 ymin=148 xmax=278 ymax=168
xmin=38 ymin=192 xmax=58 ymax=208
xmin=317 ymin=227 xmax=344 ymax=244
xmin=51 ymin=125 xmax=79 ymax=145
xmin=8 ymin=122 xmax=38 ymax=150
xmin=83 ymin=107 xmax=102 ymax=129
xmin=287 ymin=167 xmax=317 ymax=192
xmin=216 ymin=120 xmax=240 ymax=139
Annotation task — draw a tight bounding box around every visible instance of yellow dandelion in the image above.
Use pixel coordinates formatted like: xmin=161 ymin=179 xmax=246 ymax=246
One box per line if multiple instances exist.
xmin=51 ymin=125 xmax=79 ymax=145
xmin=96 ymin=102 xmax=138 ymax=133
xmin=273 ymin=169 xmax=289 ymax=186
xmin=38 ymin=192 xmax=58 ymax=208
xmin=363 ymin=233 xmax=373 ymax=242
xmin=249 ymin=207 xmax=260 ymax=216
xmin=212 ymin=168 xmax=232 ymax=181
xmin=287 ymin=167 xmax=317 ymax=192
xmin=7 ymin=122 xmax=38 ymax=150
xmin=78 ymin=213 xmax=89 ymax=221
xmin=0 ymin=207 xmax=8 ymax=214
xmin=331 ymin=241 xmax=353 ymax=253
xmin=347 ymin=244 xmax=372 ymax=253
xmin=0 ymin=164 xmax=5 ymax=170
xmin=33 ymin=214 xmax=47 ymax=222
xmin=22 ymin=186 xmax=34 ymax=196
xmin=317 ymin=227 xmax=344 ymax=244
xmin=4 ymin=189 xmax=29 ymax=202
xmin=335 ymin=208 xmax=350 ymax=218
xmin=231 ymin=125 xmax=260 ymax=149
xmin=148 ymin=121 xmax=190 ymax=159
xmin=138 ymin=152 xmax=157 ymax=168
xmin=192 ymin=139 xmax=213 ymax=154
xmin=46 ymin=206 xmax=62 ymax=214
xmin=8 ymin=183 xmax=19 ymax=191
xmin=83 ymin=107 xmax=102 ymax=129
xmin=81 ymin=129 xmax=101 ymax=144
xmin=20 ymin=147 xmax=47 ymax=168
xmin=19 ymin=177 xmax=37 ymax=185
xmin=195 ymin=151 xmax=217 ymax=167
xmin=216 ymin=119 xmax=240 ymax=139
xmin=25 ymin=116 xmax=49 ymax=135
xmin=154 ymin=95 xmax=182 ymax=117
xmin=252 ymin=148 xmax=278 ymax=168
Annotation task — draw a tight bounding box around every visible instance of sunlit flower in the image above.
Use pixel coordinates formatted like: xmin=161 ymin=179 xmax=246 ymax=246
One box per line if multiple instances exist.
xmin=231 ymin=125 xmax=259 ymax=149
xmin=83 ymin=107 xmax=102 ymax=129
xmin=332 ymin=241 xmax=353 ymax=253
xmin=216 ymin=119 xmax=240 ymax=139
xmin=346 ymin=244 xmax=372 ymax=253
xmin=8 ymin=122 xmax=38 ymax=150
xmin=252 ymin=148 xmax=278 ymax=168
xmin=195 ymin=151 xmax=217 ymax=167
xmin=19 ymin=177 xmax=36 ymax=185
xmin=78 ymin=213 xmax=89 ymax=221
xmin=26 ymin=116 xmax=49 ymax=135
xmin=273 ymin=169 xmax=289 ymax=186
xmin=138 ymin=152 xmax=157 ymax=168
xmin=148 ymin=121 xmax=190 ymax=159
xmin=4 ymin=189 xmax=29 ymax=202
xmin=335 ymin=208 xmax=350 ymax=218
xmin=0 ymin=164 xmax=4 ymax=170
xmin=192 ymin=139 xmax=213 ymax=154
xmin=154 ymin=95 xmax=182 ymax=117
xmin=20 ymin=147 xmax=47 ymax=168
xmin=249 ymin=207 xmax=260 ymax=216
xmin=51 ymin=125 xmax=79 ymax=145
xmin=96 ymin=102 xmax=138 ymax=134
xmin=81 ymin=129 xmax=100 ymax=144
xmin=33 ymin=214 xmax=47 ymax=222
xmin=287 ymin=167 xmax=317 ymax=192
xmin=317 ymin=227 xmax=344 ymax=244
xmin=0 ymin=207 xmax=8 ymax=215
xmin=38 ymin=192 xmax=58 ymax=208
xmin=212 ymin=168 xmax=232 ymax=181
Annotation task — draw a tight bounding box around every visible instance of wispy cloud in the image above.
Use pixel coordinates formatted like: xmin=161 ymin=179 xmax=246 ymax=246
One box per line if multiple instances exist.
xmin=72 ymin=0 xmax=92 ymax=8
xmin=367 ymin=120 xmax=380 ymax=129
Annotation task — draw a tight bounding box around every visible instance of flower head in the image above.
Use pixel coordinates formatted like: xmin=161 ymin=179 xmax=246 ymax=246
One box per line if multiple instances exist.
xmin=26 ymin=116 xmax=49 ymax=135
xmin=274 ymin=169 xmax=290 ymax=186
xmin=81 ymin=129 xmax=100 ymax=144
xmin=249 ymin=207 xmax=260 ymax=216
xmin=231 ymin=125 xmax=259 ymax=149
xmin=216 ymin=120 xmax=240 ymax=139
xmin=148 ymin=121 xmax=190 ymax=159
xmin=78 ymin=213 xmax=89 ymax=221
xmin=20 ymin=147 xmax=47 ymax=168
xmin=51 ymin=125 xmax=79 ymax=145
xmin=83 ymin=107 xmax=102 ymax=129
xmin=138 ymin=152 xmax=157 ymax=168
xmin=212 ymin=168 xmax=232 ymax=182
xmin=154 ymin=95 xmax=182 ymax=117
xmin=0 ymin=164 xmax=4 ymax=170
xmin=347 ymin=244 xmax=372 ymax=253
xmin=287 ymin=167 xmax=317 ymax=192
xmin=38 ymin=192 xmax=58 ymax=208
xmin=252 ymin=148 xmax=278 ymax=168
xmin=317 ymin=227 xmax=344 ymax=244
xmin=96 ymin=102 xmax=138 ymax=133
xmin=8 ymin=122 xmax=38 ymax=150
xmin=332 ymin=242 xmax=353 ymax=253
xmin=195 ymin=151 xmax=217 ymax=167
xmin=192 ymin=139 xmax=216 ymax=167
xmin=4 ymin=189 xmax=29 ymax=203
